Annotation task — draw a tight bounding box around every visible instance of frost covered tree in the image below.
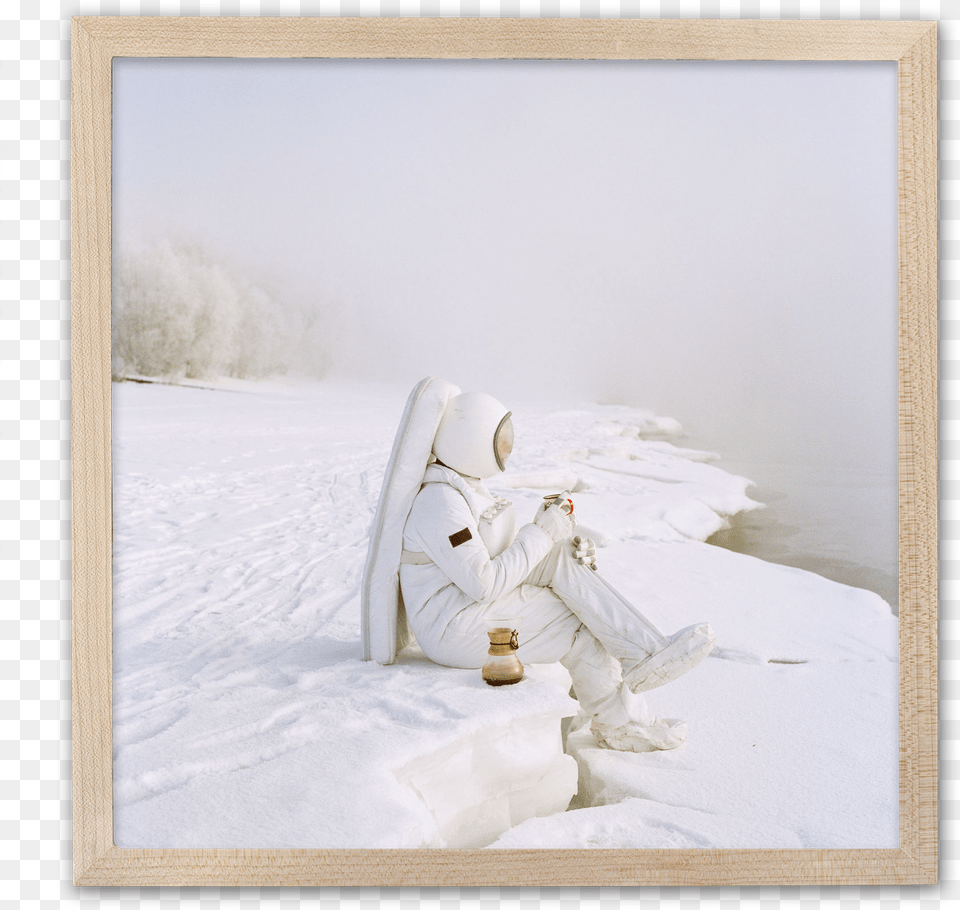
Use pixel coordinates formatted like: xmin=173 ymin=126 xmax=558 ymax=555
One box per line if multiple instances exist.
xmin=112 ymin=239 xmax=296 ymax=381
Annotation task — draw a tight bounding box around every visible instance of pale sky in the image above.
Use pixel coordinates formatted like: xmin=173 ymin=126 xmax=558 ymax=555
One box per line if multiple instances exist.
xmin=113 ymin=58 xmax=899 ymax=473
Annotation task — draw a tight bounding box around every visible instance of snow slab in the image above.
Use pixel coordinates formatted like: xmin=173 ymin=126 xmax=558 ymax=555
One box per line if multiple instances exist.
xmin=492 ymin=660 xmax=898 ymax=849
xmin=112 ymin=378 xmax=898 ymax=849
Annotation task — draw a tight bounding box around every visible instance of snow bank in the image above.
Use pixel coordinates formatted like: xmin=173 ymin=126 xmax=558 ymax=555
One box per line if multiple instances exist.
xmin=114 ymin=643 xmax=577 ymax=848
xmin=112 ymin=379 xmax=898 ymax=849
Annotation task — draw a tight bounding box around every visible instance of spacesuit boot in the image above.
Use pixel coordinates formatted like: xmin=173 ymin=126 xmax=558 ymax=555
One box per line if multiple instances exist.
xmin=591 ymin=713 xmax=689 ymax=753
xmin=561 ymin=625 xmax=688 ymax=752
xmin=527 ymin=539 xmax=715 ymax=693
xmin=622 ymin=622 xmax=715 ymax=694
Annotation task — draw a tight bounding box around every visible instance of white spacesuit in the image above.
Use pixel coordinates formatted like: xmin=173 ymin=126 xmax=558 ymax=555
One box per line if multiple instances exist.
xmin=362 ymin=378 xmax=715 ymax=753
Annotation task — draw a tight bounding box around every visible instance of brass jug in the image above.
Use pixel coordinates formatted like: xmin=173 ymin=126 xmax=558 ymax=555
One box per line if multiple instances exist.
xmin=482 ymin=618 xmax=524 ymax=686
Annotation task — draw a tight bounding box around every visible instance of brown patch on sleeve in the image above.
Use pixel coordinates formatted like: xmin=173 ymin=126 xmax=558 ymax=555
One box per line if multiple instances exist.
xmin=448 ymin=527 xmax=472 ymax=548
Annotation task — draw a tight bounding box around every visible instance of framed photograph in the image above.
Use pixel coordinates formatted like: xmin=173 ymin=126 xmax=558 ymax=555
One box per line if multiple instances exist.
xmin=71 ymin=16 xmax=938 ymax=886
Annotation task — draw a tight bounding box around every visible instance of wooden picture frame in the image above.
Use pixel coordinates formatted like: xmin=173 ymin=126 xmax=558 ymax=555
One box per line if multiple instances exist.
xmin=71 ymin=16 xmax=938 ymax=886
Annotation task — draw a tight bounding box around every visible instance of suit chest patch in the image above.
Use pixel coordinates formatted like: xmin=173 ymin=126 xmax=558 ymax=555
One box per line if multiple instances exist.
xmin=449 ymin=527 xmax=472 ymax=548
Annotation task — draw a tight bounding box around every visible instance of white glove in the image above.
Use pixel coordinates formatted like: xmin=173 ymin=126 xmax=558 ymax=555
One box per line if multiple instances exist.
xmin=573 ymin=535 xmax=597 ymax=570
xmin=535 ymin=503 xmax=576 ymax=542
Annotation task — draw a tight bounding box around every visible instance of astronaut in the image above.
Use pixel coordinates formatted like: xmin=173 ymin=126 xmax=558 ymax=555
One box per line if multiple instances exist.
xmin=398 ymin=390 xmax=716 ymax=752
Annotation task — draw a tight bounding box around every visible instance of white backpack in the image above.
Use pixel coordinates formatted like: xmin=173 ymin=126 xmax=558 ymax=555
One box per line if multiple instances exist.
xmin=360 ymin=377 xmax=461 ymax=664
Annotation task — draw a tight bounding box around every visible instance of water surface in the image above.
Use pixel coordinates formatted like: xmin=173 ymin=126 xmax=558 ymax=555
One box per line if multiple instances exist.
xmin=708 ymin=457 xmax=898 ymax=614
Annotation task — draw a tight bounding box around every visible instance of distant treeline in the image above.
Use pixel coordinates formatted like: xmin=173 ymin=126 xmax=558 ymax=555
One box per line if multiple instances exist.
xmin=111 ymin=240 xmax=328 ymax=382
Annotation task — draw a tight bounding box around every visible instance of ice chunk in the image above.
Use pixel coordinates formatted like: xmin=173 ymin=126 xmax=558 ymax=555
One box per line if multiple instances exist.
xmin=396 ymin=713 xmax=578 ymax=848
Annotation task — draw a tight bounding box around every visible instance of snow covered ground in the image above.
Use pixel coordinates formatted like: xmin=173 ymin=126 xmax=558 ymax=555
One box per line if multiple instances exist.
xmin=111 ymin=378 xmax=898 ymax=849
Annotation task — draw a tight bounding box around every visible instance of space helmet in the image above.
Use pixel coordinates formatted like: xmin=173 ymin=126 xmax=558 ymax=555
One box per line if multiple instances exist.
xmin=432 ymin=392 xmax=514 ymax=479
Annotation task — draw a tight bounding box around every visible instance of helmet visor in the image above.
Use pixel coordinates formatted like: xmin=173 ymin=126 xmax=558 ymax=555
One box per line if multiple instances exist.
xmin=494 ymin=412 xmax=514 ymax=471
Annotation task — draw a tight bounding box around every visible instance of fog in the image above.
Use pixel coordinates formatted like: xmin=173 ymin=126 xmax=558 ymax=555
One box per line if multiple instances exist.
xmin=113 ymin=58 xmax=899 ymax=602
xmin=114 ymin=58 xmax=897 ymax=462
